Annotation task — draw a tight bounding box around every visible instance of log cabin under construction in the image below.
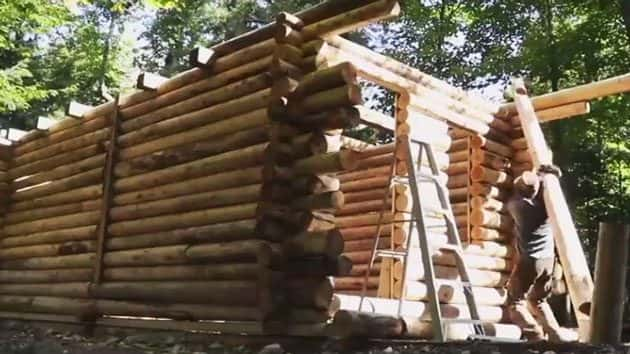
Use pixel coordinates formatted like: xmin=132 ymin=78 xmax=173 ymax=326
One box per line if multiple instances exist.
xmin=0 ymin=0 xmax=626 ymax=343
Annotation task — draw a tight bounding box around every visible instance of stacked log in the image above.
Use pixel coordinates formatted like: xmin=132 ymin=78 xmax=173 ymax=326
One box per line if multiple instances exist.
xmin=335 ymin=142 xmax=394 ymax=296
xmin=0 ymin=110 xmax=112 ymax=319
xmin=0 ymin=143 xmax=10 ymax=230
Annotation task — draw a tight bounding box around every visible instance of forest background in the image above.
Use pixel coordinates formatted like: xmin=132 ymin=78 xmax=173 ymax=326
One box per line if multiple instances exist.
xmin=0 ymin=0 xmax=628 ymax=265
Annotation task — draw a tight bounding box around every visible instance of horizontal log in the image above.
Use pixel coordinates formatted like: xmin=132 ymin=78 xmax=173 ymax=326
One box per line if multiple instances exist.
xmin=4 ymin=199 xmax=101 ymax=225
xmin=119 ymin=90 xmax=272 ymax=160
xmin=290 ymin=62 xmax=357 ymax=99
xmin=447 ymin=161 xmax=468 ymax=175
xmin=344 ymin=237 xmax=390 ymax=253
xmin=470 ymin=165 xmax=512 ymax=185
xmin=114 ymin=143 xmax=269 ymax=193
xmin=0 ymin=269 xmax=92 ymax=283
xmin=3 ymin=211 xmax=100 ymax=237
xmin=293 ymin=107 xmax=361 ymax=130
xmin=108 ymin=203 xmax=258 ymax=237
xmin=285 ymin=256 xmax=352 ymax=277
xmin=470 ymin=196 xmax=505 ymax=212
xmin=0 ymin=240 xmax=281 ymax=270
xmin=337 ymin=199 xmax=390 ymax=216
xmin=469 ymin=226 xmax=510 ymax=242
xmin=393 ymin=262 xmax=509 ymax=287
xmin=333 ymin=276 xmax=379 ymax=290
xmin=283 ymin=84 xmax=363 ymax=118
xmin=9 ymin=185 xmax=103 ymax=212
xmin=0 ymin=295 xmax=267 ymax=321
xmin=13 ymin=128 xmax=111 ymax=167
xmin=0 ymin=226 xmax=97 ymax=249
xmin=103 ymin=263 xmax=265 ymax=282
xmin=470 ymin=209 xmax=513 ymax=231
xmin=106 ymin=219 xmax=257 ymax=251
xmin=470 ymin=148 xmax=510 ymax=171
xmin=12 ymin=168 xmax=103 ymax=201
xmin=339 ymin=224 xmax=391 ymax=241
xmin=338 ymin=165 xmax=389 ymax=183
xmin=115 ymin=117 xmax=269 ymax=176
xmin=293 ymin=150 xmax=360 ymax=175
xmin=114 ymin=166 xmax=265 ymax=206
xmin=13 ymin=116 xmax=109 ymax=157
xmin=11 ymin=153 xmax=106 ymax=191
xmin=109 ymin=184 xmax=262 ymax=222
xmin=470 ymin=136 xmax=513 ymax=158
xmin=470 ymin=183 xmax=509 ymax=200
xmin=336 ymin=212 xmax=393 ymax=229
xmin=291 ymin=191 xmax=344 ymax=211
xmin=340 ymin=175 xmax=389 ymax=193
xmin=9 ymin=144 xmax=106 ymax=180
xmin=337 ymin=294 xmax=505 ymax=322
xmin=465 ymin=240 xmax=514 ymax=258
xmin=391 ymin=281 xmax=506 ymax=306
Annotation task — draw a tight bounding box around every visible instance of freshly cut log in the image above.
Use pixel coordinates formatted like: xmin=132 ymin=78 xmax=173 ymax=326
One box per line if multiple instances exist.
xmin=12 ymin=168 xmax=103 ymax=201
xmin=390 ymin=281 xmax=506 ymax=306
xmin=344 ymin=237 xmax=390 ymax=252
xmin=108 ymin=203 xmax=258 ymax=236
xmin=290 ymin=132 xmax=341 ymax=158
xmin=333 ymin=276 xmax=379 ymax=290
xmin=336 ymin=212 xmax=393 ymax=228
xmin=393 ymin=263 xmax=509 ymax=287
xmin=469 ymin=226 xmax=509 ymax=242
xmin=11 ymin=153 xmax=106 ymax=191
xmin=470 ymin=183 xmax=509 ymax=200
xmin=470 ymin=136 xmax=513 ymax=158
xmin=349 ymin=262 xmax=381 ymax=276
xmin=114 ymin=166 xmax=264 ymax=205
xmin=293 ymin=150 xmax=360 ymax=175
xmin=338 ymin=165 xmax=389 ymax=183
xmin=466 ymin=240 xmax=514 ymax=258
xmin=471 ymin=196 xmax=505 ymax=212
xmin=284 ymin=84 xmax=363 ymax=118
xmin=340 ymin=175 xmax=388 ymax=193
xmin=470 ymin=209 xmax=513 ymax=231
xmin=343 ymin=250 xmax=374 ymax=264
xmin=294 ymin=107 xmax=361 ymax=130
xmin=106 ymin=220 xmax=256 ymax=251
xmin=471 ymin=166 xmax=511 ymax=186
xmin=431 ymin=250 xmax=512 ymax=271
xmin=471 ymin=149 xmax=510 ymax=171
xmin=356 ymin=153 xmax=393 ymax=170
xmin=336 ymin=294 xmax=504 ymax=322
xmin=115 ymin=121 xmax=269 ymax=176
xmin=339 ymin=224 xmax=391 ymax=241
xmin=0 ymin=226 xmax=97 ymax=249
xmin=4 ymin=199 xmax=101 ymax=225
xmin=337 ymin=199 xmax=390 ymax=216
xmin=344 ymin=188 xmax=387 ymax=204
xmin=447 ymin=173 xmax=468 ymax=189
xmin=448 ymin=149 xmax=469 ymax=163
xmin=114 ymin=143 xmax=269 ymax=193
xmin=447 ymin=161 xmax=468 ymax=175
xmin=109 ymin=184 xmax=262 ymax=221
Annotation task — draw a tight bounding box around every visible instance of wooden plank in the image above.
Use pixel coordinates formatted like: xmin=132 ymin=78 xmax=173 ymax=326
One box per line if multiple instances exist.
xmin=512 ymin=78 xmax=594 ymax=341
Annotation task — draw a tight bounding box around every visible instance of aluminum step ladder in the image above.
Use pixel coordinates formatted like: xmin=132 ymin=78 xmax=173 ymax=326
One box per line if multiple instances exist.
xmin=359 ymin=137 xmax=489 ymax=342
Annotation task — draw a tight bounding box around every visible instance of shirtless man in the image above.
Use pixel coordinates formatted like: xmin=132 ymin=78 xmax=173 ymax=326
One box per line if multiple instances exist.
xmin=505 ymin=166 xmax=573 ymax=342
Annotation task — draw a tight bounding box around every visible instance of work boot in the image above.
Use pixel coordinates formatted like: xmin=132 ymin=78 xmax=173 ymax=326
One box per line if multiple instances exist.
xmin=507 ymin=301 xmax=545 ymax=341
xmin=527 ymin=300 xmax=577 ymax=342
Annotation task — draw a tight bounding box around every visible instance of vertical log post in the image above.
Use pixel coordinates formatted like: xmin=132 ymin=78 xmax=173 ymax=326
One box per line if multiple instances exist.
xmin=93 ymin=95 xmax=120 ymax=284
xmin=512 ymin=78 xmax=594 ymax=340
xmin=589 ymin=222 xmax=630 ymax=344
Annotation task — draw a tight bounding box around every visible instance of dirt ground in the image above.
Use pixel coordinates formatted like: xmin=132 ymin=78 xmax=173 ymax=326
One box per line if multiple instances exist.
xmin=0 ymin=321 xmax=627 ymax=354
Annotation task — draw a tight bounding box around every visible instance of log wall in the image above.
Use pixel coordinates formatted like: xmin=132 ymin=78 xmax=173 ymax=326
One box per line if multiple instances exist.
xmin=0 ymin=0 xmax=527 ymax=340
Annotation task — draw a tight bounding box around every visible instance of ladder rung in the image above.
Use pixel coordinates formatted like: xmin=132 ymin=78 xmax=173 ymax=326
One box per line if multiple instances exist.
xmin=374 ymin=250 xmax=406 ymax=259
xmin=436 ymin=279 xmax=473 ymax=288
xmin=442 ymin=319 xmax=486 ymax=324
